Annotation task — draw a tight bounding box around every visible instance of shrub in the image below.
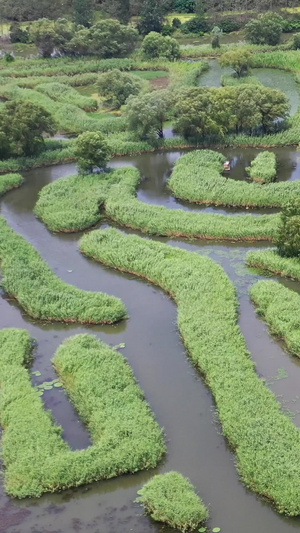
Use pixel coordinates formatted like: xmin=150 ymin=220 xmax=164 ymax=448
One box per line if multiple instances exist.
xmin=0 ymin=330 xmax=165 ymax=498
xmin=136 ymin=472 xmax=209 ymax=531
xmin=276 ymin=198 xmax=300 ymax=258
xmin=97 ymin=69 xmax=143 ymax=109
xmin=141 ymin=32 xmax=181 ymax=61
xmin=219 ymin=17 xmax=243 ymax=33
xmin=219 ymin=49 xmax=254 ymax=77
xmin=9 ymin=23 xmax=29 ymax=43
xmin=246 ymin=151 xmax=277 ymax=183
xmin=0 ymin=216 xmax=125 ymax=324
xmin=80 ymin=227 xmax=300 ymax=515
xmin=291 ymin=33 xmax=300 ymax=50
xmin=245 ymin=13 xmax=284 ymax=46
xmin=75 ymin=132 xmax=111 ymax=173
xmin=172 ymin=17 xmax=182 ymax=29
xmin=181 ymin=16 xmax=211 ymax=34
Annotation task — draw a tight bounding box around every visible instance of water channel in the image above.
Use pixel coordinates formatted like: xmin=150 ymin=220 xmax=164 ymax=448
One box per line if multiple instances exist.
xmin=1 ymin=63 xmax=300 ymax=533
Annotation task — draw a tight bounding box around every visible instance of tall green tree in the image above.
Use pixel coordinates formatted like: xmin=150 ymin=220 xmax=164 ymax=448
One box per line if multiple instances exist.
xmin=138 ymin=0 xmax=164 ymax=35
xmin=125 ymin=90 xmax=172 ymax=142
xmin=245 ymin=12 xmax=284 ymax=45
xmin=101 ymin=0 xmax=130 ymax=23
xmin=75 ymin=132 xmax=111 ymax=173
xmin=73 ymin=0 xmax=94 ymax=26
xmin=219 ymin=49 xmax=254 ymax=77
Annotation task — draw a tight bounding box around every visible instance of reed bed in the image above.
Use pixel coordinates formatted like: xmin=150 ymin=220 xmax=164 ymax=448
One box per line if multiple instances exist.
xmin=169 ymin=150 xmax=299 ymax=207
xmin=247 ymin=151 xmax=277 ymax=183
xmin=0 ymin=173 xmax=23 ymax=196
xmin=251 ymin=281 xmax=300 ymax=356
xmin=0 ymin=216 xmax=126 ymax=324
xmin=35 ymin=167 xmax=278 ymax=240
xmin=136 ymin=472 xmax=209 ymax=532
xmin=0 ymin=330 xmax=165 ymax=498
xmin=247 ymin=249 xmax=300 ymax=280
xmin=80 ymin=228 xmax=300 ymax=515
xmin=36 ymin=82 xmax=98 ymax=111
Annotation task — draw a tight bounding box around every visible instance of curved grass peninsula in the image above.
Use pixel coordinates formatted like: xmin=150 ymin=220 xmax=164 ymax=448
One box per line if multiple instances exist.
xmin=169 ymin=150 xmax=300 ymax=208
xmin=80 ymin=228 xmax=300 ymax=516
xmin=34 ymin=167 xmax=278 ymax=241
xmin=0 ymin=217 xmax=126 ymax=324
xmin=250 ymin=281 xmax=300 ymax=357
xmin=0 ymin=329 xmax=165 ymax=498
xmin=0 ymin=173 xmax=23 ymax=196
xmin=247 ymin=249 xmax=300 ymax=281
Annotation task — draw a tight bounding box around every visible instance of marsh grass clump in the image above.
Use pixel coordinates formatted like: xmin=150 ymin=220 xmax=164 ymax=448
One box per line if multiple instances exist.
xmin=35 ymin=166 xmax=278 ymax=241
xmin=80 ymin=228 xmax=300 ymax=515
xmin=0 ymin=330 xmax=165 ymax=498
xmin=36 ymin=82 xmax=98 ymax=111
xmin=0 ymin=216 xmax=126 ymax=324
xmin=247 ymin=249 xmax=300 ymax=280
xmin=169 ymin=150 xmax=299 ymax=208
xmin=0 ymin=173 xmax=23 ymax=195
xmin=250 ymin=281 xmax=300 ymax=356
xmin=247 ymin=151 xmax=277 ymax=183
xmin=136 ymin=472 xmax=209 ymax=532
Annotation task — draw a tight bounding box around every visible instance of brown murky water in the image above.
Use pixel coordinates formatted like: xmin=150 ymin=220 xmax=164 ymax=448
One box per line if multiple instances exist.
xmin=1 ymin=148 xmax=300 ymax=533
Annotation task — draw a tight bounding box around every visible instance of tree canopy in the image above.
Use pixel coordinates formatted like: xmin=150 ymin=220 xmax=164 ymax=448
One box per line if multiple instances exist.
xmin=141 ymin=32 xmax=181 ymax=60
xmin=219 ymin=49 xmax=254 ymax=77
xmin=245 ymin=12 xmax=284 ymax=45
xmin=97 ymin=69 xmax=144 ymax=109
xmin=125 ymin=90 xmax=172 ymax=142
xmin=75 ymin=132 xmax=111 ymax=173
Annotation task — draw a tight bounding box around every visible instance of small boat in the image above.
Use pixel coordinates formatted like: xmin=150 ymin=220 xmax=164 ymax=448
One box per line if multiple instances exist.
xmin=223 ymin=161 xmax=231 ymax=171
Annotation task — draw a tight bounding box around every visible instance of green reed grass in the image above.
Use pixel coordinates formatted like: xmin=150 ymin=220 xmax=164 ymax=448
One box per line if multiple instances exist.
xmin=246 ymin=151 xmax=277 ymax=183
xmin=36 ymin=82 xmax=98 ymax=111
xmin=0 ymin=330 xmax=165 ymax=498
xmin=136 ymin=472 xmax=209 ymax=532
xmin=247 ymin=249 xmax=300 ymax=280
xmin=0 ymin=173 xmax=23 ymax=195
xmin=251 ymin=280 xmax=300 ymax=356
xmin=169 ymin=150 xmax=299 ymax=207
xmin=79 ymin=227 xmax=300 ymax=515
xmin=0 ymin=216 xmax=126 ymax=324
xmin=35 ymin=167 xmax=278 ymax=240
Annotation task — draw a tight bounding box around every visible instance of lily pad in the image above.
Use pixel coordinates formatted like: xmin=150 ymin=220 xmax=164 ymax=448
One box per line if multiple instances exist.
xmin=212 ymin=528 xmax=221 ymax=532
xmin=32 ymin=370 xmax=42 ymax=376
xmin=53 ymin=382 xmax=63 ymax=387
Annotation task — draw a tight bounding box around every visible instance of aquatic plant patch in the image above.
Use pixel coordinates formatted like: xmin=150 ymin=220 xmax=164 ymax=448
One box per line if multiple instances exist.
xmin=80 ymin=228 xmax=300 ymax=515
xmin=0 ymin=173 xmax=23 ymax=196
xmin=0 ymin=216 xmax=126 ymax=324
xmin=35 ymin=167 xmax=278 ymax=241
xmin=169 ymin=150 xmax=299 ymax=208
xmin=250 ymin=281 xmax=300 ymax=356
xmin=246 ymin=151 xmax=277 ymax=183
xmin=247 ymin=249 xmax=300 ymax=280
xmin=0 ymin=330 xmax=165 ymax=498
xmin=136 ymin=472 xmax=209 ymax=532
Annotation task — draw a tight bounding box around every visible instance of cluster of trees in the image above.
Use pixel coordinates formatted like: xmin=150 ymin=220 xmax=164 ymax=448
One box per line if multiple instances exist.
xmin=29 ymin=18 xmax=138 ymax=57
xmin=124 ymin=84 xmax=290 ymax=143
xmin=0 ymin=101 xmax=55 ymax=158
xmin=245 ymin=12 xmax=284 ymax=45
xmin=97 ymin=69 xmax=144 ymax=109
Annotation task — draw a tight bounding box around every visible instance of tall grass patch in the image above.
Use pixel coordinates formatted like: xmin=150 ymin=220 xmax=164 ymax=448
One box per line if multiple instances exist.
xmin=169 ymin=150 xmax=299 ymax=207
xmin=247 ymin=151 xmax=277 ymax=183
xmin=136 ymin=472 xmax=209 ymax=532
xmin=251 ymin=281 xmax=300 ymax=356
xmin=0 ymin=173 xmax=23 ymax=195
xmin=0 ymin=216 xmax=126 ymax=324
xmin=0 ymin=330 xmax=165 ymax=498
xmin=247 ymin=249 xmax=300 ymax=280
xmin=80 ymin=228 xmax=300 ymax=515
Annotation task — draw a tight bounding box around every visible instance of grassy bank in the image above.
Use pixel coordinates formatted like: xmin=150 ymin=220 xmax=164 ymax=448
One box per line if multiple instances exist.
xmin=0 ymin=330 xmax=165 ymax=498
xmin=80 ymin=228 xmax=300 ymax=515
xmin=35 ymin=167 xmax=278 ymax=241
xmin=0 ymin=173 xmax=23 ymax=196
xmin=246 ymin=151 xmax=277 ymax=183
xmin=169 ymin=150 xmax=299 ymax=207
xmin=0 ymin=216 xmax=126 ymax=324
xmin=247 ymin=249 xmax=300 ymax=280
xmin=136 ymin=472 xmax=209 ymax=532
xmin=251 ymin=281 xmax=300 ymax=357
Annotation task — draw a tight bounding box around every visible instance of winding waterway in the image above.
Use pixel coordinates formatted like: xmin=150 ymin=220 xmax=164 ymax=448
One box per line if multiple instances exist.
xmin=1 ymin=63 xmax=300 ymax=533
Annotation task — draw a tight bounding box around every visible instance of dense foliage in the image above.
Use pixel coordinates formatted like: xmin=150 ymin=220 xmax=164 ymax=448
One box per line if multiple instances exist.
xmin=125 ymin=90 xmax=172 ymax=141
xmin=245 ymin=13 xmax=284 ymax=45
xmin=80 ymin=227 xmax=300 ymax=515
xmin=141 ymin=32 xmax=181 ymax=60
xmin=97 ymin=69 xmax=144 ymax=109
xmin=138 ymin=0 xmax=164 ymax=35
xmin=0 ymin=330 xmax=165 ymax=497
xmin=276 ymin=198 xmax=300 ymax=258
xmin=0 ymin=173 xmax=23 ymax=196
xmin=136 ymin=472 xmax=209 ymax=531
xmin=0 ymin=216 xmax=126 ymax=323
xmin=0 ymin=101 xmax=55 ymax=159
xmin=75 ymin=132 xmax=111 ymax=173
xmin=219 ymin=49 xmax=254 ymax=77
